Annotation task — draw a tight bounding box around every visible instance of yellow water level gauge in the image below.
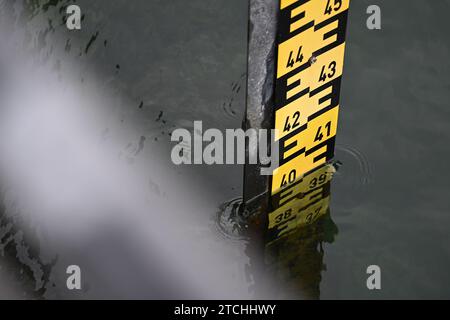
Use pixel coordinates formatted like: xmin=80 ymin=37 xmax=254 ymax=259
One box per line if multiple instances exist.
xmin=272 ymin=0 xmax=350 ymax=195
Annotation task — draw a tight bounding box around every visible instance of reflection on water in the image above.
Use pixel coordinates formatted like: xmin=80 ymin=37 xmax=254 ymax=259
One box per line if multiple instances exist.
xmin=219 ymin=147 xmax=372 ymax=299
xmin=239 ymin=163 xmax=338 ymax=299
xmin=262 ymin=212 xmax=337 ymax=299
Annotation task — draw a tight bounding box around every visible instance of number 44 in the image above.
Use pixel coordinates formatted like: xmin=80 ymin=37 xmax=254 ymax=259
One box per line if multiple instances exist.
xmin=287 ymin=46 xmax=304 ymax=68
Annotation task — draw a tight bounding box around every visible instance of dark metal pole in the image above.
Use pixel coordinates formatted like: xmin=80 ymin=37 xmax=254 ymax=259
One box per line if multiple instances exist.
xmin=242 ymin=0 xmax=279 ymax=217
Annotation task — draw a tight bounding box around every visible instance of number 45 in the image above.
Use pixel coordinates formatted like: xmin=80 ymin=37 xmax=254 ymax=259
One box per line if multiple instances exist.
xmin=325 ymin=0 xmax=342 ymax=15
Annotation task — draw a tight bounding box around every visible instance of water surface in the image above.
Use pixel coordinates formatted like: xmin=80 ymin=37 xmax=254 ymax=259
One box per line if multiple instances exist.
xmin=0 ymin=0 xmax=450 ymax=299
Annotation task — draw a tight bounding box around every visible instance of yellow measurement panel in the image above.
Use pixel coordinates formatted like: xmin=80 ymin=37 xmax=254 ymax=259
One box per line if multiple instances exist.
xmin=271 ymin=0 xmax=349 ymax=192
xmin=269 ymin=196 xmax=330 ymax=239
xmin=277 ymin=19 xmax=342 ymax=79
xmin=268 ymin=0 xmax=350 ymax=240
xmin=276 ymin=163 xmax=335 ymax=207
xmin=268 ymin=188 xmax=325 ymax=229
xmin=275 ymin=44 xmax=345 ymax=140
xmin=267 ymin=164 xmax=335 ymax=242
xmin=272 ymin=106 xmax=338 ymax=194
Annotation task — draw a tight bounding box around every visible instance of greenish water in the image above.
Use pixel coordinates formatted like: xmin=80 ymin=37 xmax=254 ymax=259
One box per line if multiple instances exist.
xmin=1 ymin=0 xmax=450 ymax=299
